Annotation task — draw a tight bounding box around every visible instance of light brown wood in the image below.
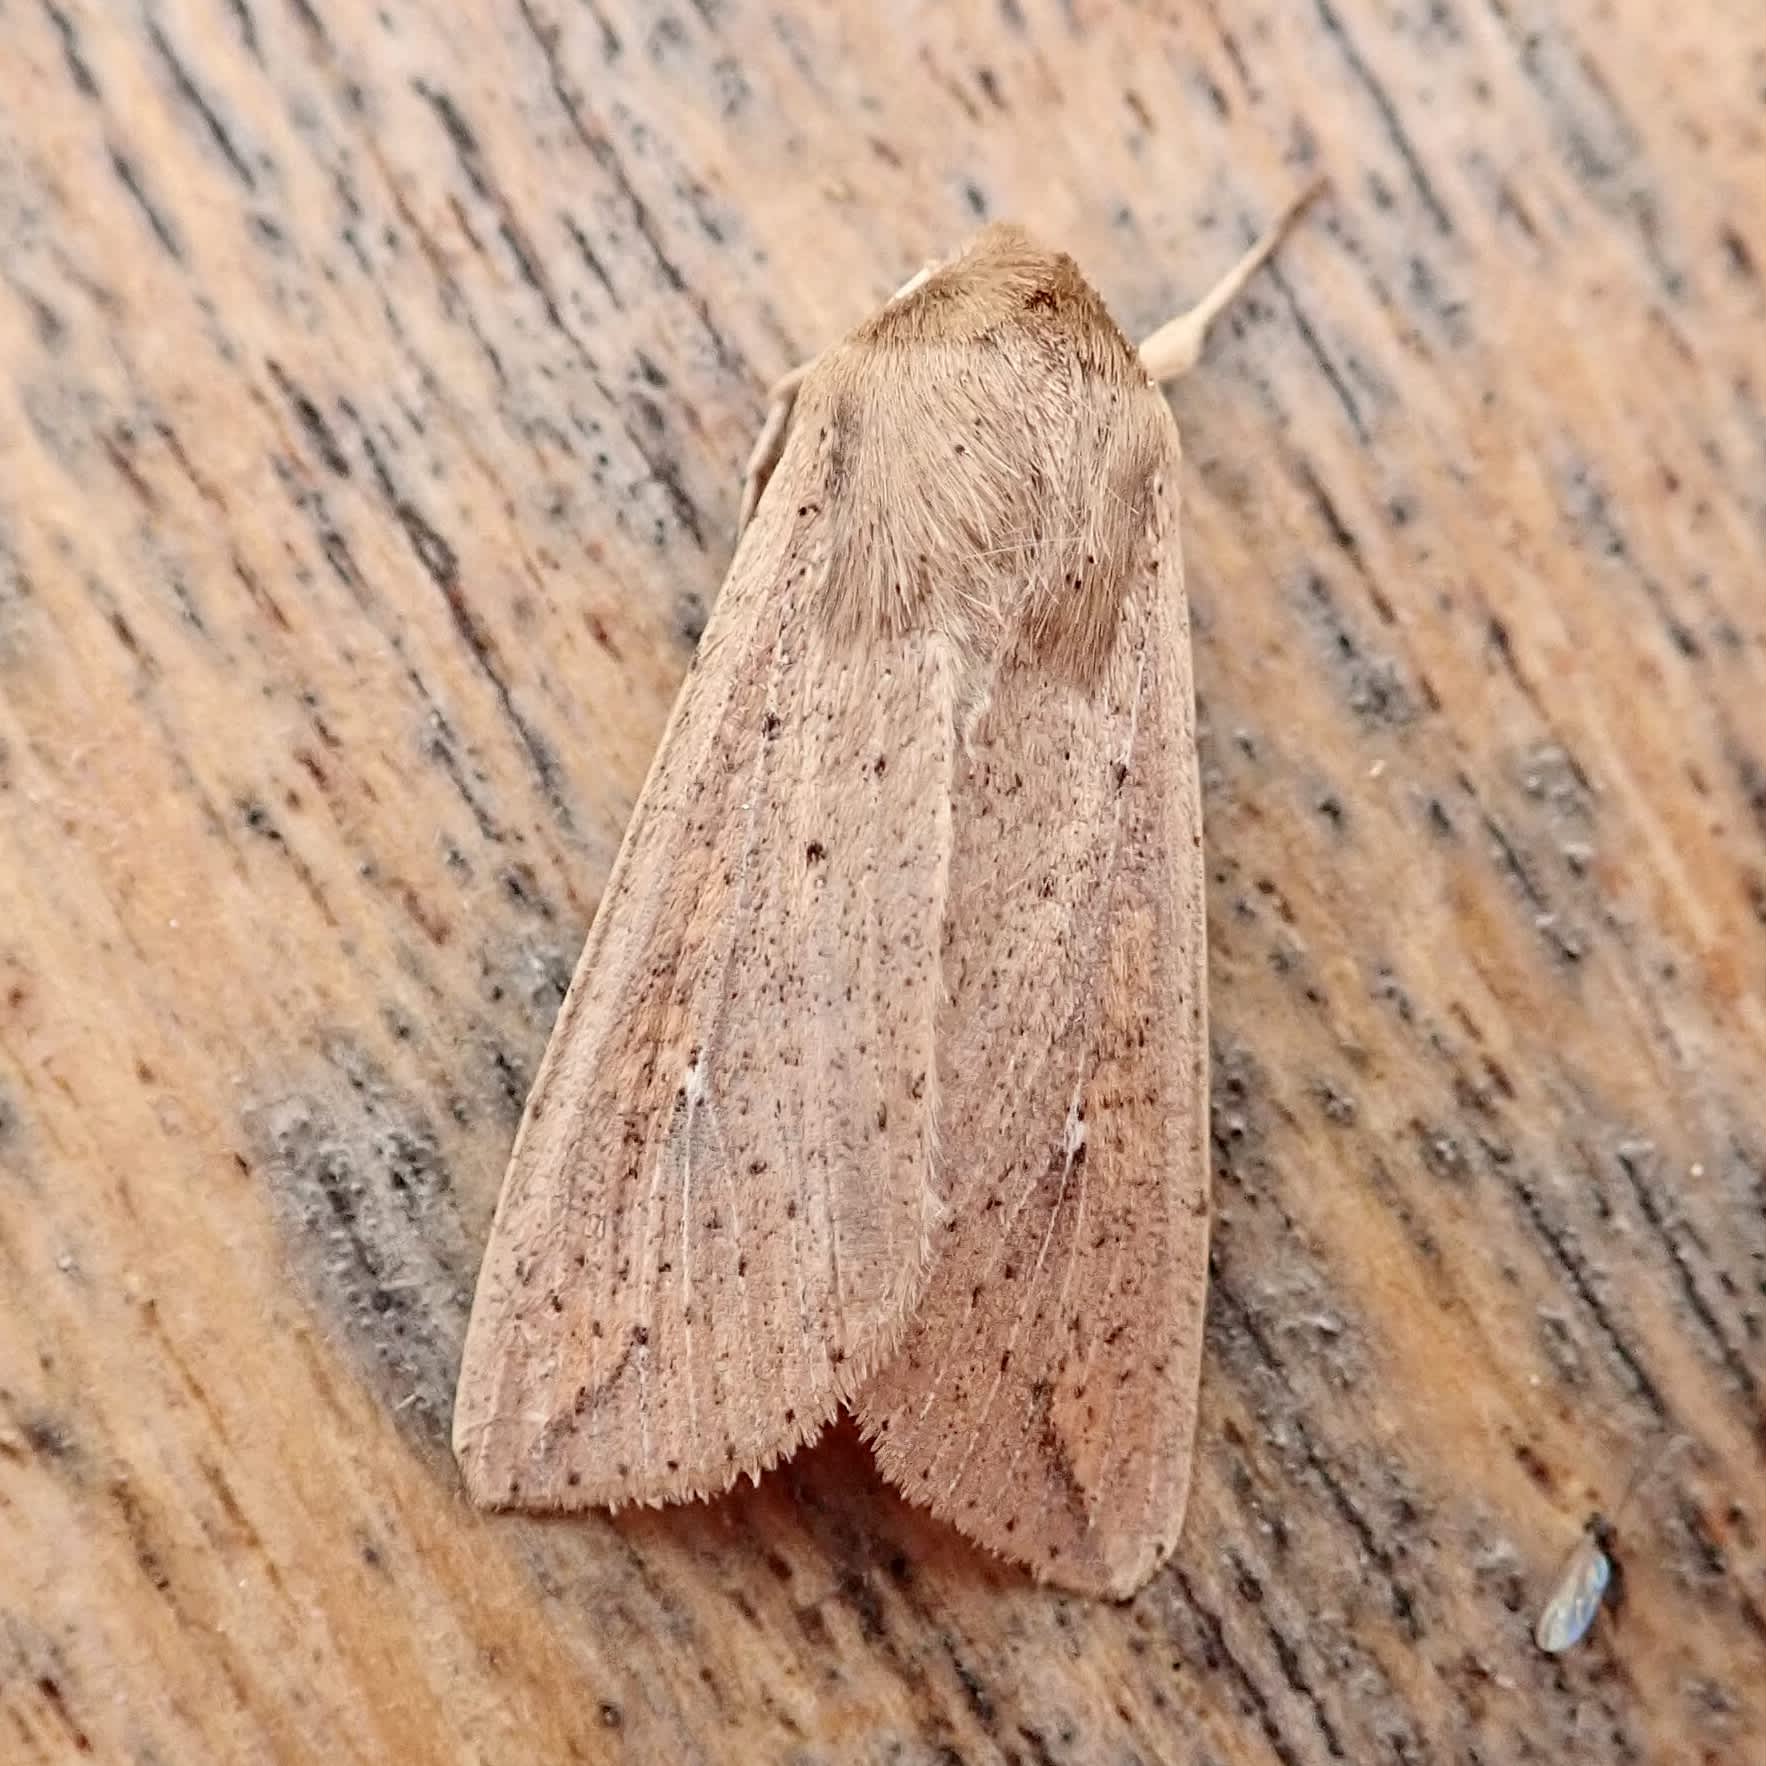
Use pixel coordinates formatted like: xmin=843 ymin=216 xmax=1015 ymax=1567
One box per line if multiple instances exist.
xmin=1 ymin=1 xmax=1762 ymax=1761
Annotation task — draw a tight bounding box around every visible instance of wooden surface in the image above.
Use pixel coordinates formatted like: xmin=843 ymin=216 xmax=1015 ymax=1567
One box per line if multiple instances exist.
xmin=2 ymin=1 xmax=1763 ymax=1760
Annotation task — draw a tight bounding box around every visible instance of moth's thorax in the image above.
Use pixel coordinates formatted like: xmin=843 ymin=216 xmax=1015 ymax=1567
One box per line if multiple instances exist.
xmin=786 ymin=226 xmax=1180 ymax=680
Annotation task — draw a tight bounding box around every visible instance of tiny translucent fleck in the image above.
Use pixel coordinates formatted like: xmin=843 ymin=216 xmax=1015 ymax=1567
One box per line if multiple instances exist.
xmin=1534 ymin=1524 xmax=1612 ymax=1653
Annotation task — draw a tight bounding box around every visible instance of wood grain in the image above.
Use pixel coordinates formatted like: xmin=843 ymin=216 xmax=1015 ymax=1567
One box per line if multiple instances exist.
xmin=2 ymin=1 xmax=1763 ymax=1761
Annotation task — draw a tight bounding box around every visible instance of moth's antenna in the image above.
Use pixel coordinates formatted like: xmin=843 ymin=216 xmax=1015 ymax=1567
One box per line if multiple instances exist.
xmin=1137 ymin=176 xmax=1326 ymax=386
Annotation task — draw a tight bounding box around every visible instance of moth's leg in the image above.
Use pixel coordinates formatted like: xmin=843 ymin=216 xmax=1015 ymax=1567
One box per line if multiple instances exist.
xmin=738 ymin=359 xmax=813 ymax=535
xmin=1137 ymin=178 xmax=1325 ymax=386
xmin=736 ymin=260 xmax=942 ymax=534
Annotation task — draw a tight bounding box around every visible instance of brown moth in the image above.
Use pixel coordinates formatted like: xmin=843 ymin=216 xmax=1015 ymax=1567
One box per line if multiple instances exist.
xmin=453 ymin=185 xmax=1320 ymax=1598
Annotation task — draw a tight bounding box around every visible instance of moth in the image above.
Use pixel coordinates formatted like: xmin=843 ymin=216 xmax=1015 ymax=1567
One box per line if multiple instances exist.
xmin=454 ymin=184 xmax=1320 ymax=1598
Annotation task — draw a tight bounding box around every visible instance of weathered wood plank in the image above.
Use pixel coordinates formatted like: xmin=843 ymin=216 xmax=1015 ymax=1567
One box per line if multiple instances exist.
xmin=1 ymin=1 xmax=1762 ymax=1760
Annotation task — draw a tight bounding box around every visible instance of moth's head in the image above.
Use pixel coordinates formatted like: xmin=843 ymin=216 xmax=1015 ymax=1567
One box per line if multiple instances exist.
xmin=855 ymin=223 xmax=1141 ymax=381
